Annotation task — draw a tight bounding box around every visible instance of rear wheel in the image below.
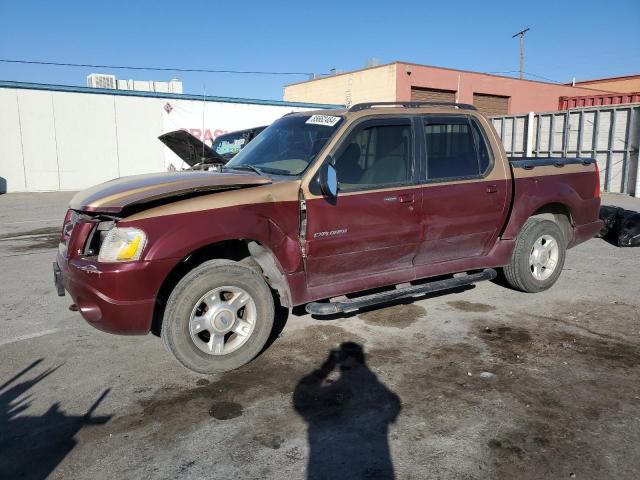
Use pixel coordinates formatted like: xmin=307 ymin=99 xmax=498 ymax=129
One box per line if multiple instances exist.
xmin=161 ymin=259 xmax=274 ymax=374
xmin=503 ymin=219 xmax=566 ymax=293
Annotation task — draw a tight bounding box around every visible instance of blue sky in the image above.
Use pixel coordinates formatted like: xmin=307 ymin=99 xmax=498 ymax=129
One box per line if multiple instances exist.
xmin=1 ymin=0 xmax=638 ymax=100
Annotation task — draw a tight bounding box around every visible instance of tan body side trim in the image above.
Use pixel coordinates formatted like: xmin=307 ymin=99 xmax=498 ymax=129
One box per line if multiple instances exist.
xmin=512 ymin=163 xmax=596 ymax=178
xmin=124 ymin=180 xmax=301 ymax=222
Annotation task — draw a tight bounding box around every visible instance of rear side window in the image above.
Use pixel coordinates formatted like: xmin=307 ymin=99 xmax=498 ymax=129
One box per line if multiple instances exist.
xmin=424 ymin=117 xmax=492 ymax=181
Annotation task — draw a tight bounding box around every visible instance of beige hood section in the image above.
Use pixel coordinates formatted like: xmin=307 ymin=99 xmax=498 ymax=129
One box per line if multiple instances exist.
xmin=69 ymin=171 xmax=271 ymax=214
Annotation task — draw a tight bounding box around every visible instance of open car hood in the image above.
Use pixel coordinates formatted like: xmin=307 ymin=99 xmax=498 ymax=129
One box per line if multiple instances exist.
xmin=69 ymin=171 xmax=271 ymax=214
xmin=158 ymin=130 xmax=227 ymax=167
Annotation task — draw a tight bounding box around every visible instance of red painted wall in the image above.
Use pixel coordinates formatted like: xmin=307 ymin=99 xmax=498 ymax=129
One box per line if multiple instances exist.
xmin=395 ymin=62 xmax=611 ymax=114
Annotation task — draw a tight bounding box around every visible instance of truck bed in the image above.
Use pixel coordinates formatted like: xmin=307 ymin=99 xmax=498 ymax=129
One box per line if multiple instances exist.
xmin=504 ymin=155 xmax=601 ymax=247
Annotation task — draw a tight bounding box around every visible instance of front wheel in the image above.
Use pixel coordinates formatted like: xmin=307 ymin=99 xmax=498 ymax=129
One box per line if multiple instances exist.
xmin=503 ymin=218 xmax=566 ymax=293
xmin=161 ymin=259 xmax=275 ymax=374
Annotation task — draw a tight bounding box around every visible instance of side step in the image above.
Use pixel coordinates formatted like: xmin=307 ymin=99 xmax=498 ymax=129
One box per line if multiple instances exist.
xmin=305 ymin=269 xmax=497 ymax=316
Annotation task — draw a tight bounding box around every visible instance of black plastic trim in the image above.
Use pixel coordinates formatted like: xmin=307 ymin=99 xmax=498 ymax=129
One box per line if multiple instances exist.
xmin=509 ymin=157 xmax=596 ymax=170
xmin=53 ymin=262 xmax=65 ymax=297
xmin=349 ymin=101 xmax=477 ymax=112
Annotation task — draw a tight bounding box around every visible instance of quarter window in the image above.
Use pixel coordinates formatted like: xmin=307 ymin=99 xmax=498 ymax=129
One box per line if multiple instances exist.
xmin=424 ymin=118 xmax=492 ymax=181
xmin=332 ymin=123 xmax=412 ymax=189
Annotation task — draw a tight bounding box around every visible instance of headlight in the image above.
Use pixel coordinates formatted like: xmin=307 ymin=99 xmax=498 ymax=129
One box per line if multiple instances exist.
xmin=98 ymin=227 xmax=147 ymax=262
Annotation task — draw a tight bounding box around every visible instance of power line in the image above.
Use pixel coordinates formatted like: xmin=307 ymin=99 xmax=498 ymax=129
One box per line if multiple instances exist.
xmin=488 ymin=70 xmax=562 ymax=84
xmin=0 ymin=58 xmax=319 ymax=76
xmin=0 ymin=57 xmax=571 ymax=84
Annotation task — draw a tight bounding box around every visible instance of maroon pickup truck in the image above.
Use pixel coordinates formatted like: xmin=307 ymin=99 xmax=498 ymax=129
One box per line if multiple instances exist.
xmin=54 ymin=102 xmax=602 ymax=373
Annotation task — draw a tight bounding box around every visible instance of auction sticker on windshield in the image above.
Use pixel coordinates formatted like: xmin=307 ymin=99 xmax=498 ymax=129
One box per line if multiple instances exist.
xmin=305 ymin=115 xmax=341 ymax=127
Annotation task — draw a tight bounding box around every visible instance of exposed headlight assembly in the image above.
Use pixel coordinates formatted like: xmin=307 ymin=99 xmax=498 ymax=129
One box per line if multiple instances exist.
xmin=98 ymin=227 xmax=147 ymax=262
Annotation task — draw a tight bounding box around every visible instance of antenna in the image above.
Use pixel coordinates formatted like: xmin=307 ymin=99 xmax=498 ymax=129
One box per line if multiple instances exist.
xmin=202 ymin=84 xmax=206 ymax=160
xmin=512 ymin=27 xmax=530 ymax=80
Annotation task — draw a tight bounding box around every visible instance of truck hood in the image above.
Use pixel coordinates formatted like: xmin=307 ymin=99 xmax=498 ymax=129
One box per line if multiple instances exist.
xmin=69 ymin=171 xmax=271 ymax=214
xmin=158 ymin=130 xmax=227 ymax=167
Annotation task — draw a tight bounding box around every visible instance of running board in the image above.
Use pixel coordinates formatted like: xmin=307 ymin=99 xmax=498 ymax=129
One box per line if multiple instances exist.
xmin=305 ymin=269 xmax=497 ymax=316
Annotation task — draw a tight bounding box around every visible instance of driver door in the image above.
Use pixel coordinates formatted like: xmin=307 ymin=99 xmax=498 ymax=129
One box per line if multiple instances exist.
xmin=303 ymin=118 xmax=422 ymax=288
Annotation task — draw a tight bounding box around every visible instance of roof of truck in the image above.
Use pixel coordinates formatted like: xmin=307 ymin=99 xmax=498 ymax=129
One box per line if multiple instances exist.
xmin=288 ymin=101 xmax=480 ymax=119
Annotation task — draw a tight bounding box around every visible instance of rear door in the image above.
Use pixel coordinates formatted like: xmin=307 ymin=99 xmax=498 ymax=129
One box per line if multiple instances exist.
xmin=413 ymin=114 xmax=510 ymax=265
xmin=303 ymin=117 xmax=422 ymax=287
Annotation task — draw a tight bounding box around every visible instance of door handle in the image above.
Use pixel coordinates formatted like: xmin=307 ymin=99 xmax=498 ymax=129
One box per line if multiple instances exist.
xmin=486 ymin=185 xmax=498 ymax=194
xmin=398 ymin=194 xmax=415 ymax=204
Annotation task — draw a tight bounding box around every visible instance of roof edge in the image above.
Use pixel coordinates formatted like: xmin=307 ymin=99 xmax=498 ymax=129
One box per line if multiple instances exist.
xmin=284 ymin=62 xmax=396 ymax=87
xmin=571 ymin=73 xmax=640 ymax=85
xmin=285 ymin=60 xmax=615 ymax=93
xmin=393 ymin=61 xmax=615 ymax=92
xmin=0 ymin=80 xmax=341 ymax=109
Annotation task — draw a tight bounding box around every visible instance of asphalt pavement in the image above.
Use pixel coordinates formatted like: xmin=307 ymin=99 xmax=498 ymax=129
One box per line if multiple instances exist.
xmin=1 ymin=191 xmax=639 ymax=479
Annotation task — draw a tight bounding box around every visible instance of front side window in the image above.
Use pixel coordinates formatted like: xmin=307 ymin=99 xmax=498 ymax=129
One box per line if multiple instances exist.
xmin=424 ymin=117 xmax=492 ymax=181
xmin=226 ymin=115 xmax=342 ymax=176
xmin=331 ymin=123 xmax=412 ymax=190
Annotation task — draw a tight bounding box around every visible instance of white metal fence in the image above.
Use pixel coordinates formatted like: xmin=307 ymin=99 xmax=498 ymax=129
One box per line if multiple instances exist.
xmin=491 ymin=104 xmax=640 ymax=197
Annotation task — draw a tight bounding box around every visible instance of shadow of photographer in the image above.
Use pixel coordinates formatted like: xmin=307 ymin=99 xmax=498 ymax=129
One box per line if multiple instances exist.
xmin=293 ymin=342 xmax=401 ymax=480
xmin=0 ymin=359 xmax=111 ymax=480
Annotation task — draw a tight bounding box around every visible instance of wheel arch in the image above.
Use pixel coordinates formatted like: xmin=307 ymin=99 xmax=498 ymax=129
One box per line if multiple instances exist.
xmin=150 ymin=238 xmax=292 ymax=337
xmin=530 ymin=202 xmax=574 ymax=246
xmin=503 ymin=198 xmax=575 ymax=245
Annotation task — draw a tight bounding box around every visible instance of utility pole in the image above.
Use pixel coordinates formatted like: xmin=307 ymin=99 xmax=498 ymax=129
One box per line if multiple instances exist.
xmin=512 ymin=27 xmax=530 ymax=80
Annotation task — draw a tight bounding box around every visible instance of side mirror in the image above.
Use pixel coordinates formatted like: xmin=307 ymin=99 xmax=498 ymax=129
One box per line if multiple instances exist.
xmin=319 ymin=162 xmax=338 ymax=199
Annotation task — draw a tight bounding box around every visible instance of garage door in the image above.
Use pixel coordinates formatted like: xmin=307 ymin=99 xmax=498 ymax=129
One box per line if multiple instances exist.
xmin=411 ymin=87 xmax=456 ymax=103
xmin=473 ymin=93 xmax=509 ymax=116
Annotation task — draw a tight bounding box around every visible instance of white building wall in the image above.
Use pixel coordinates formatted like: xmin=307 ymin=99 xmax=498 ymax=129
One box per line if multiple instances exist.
xmin=114 ymin=96 xmax=165 ymax=177
xmin=0 ymin=89 xmax=26 ymax=192
xmin=18 ymin=89 xmax=60 ymax=191
xmin=0 ymin=84 xmax=325 ymax=193
xmin=53 ymin=91 xmax=121 ymax=190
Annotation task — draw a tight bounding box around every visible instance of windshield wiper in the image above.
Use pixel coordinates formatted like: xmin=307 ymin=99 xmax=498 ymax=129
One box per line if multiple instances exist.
xmin=225 ymin=165 xmax=264 ymax=176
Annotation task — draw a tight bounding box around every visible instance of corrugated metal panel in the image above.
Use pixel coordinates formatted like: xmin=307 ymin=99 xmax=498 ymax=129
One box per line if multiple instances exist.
xmin=552 ymin=114 xmax=565 ymax=153
xmin=491 ymin=103 xmax=640 ymax=197
xmin=560 ymin=92 xmax=640 ymax=110
xmin=514 ymin=116 xmax=526 ymax=153
xmin=410 ymin=87 xmax=456 ymax=102
xmin=538 ymin=115 xmax=550 ymax=152
xmin=503 ymin=118 xmax=513 ymax=154
xmin=581 ymin=111 xmax=596 ymax=151
xmin=567 ymin=112 xmax=580 ymax=151
xmin=473 ymin=93 xmax=509 ymax=116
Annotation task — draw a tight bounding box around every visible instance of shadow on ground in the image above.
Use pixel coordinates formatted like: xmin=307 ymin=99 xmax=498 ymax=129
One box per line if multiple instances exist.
xmin=293 ymin=342 xmax=401 ymax=479
xmin=0 ymin=359 xmax=111 ymax=480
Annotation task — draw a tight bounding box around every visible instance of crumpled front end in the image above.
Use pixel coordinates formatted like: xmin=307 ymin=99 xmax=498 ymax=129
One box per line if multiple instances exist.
xmin=54 ymin=210 xmax=176 ymax=335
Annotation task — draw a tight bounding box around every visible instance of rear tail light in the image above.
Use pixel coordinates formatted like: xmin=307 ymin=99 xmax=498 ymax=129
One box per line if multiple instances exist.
xmin=594 ymin=162 xmax=601 ymax=199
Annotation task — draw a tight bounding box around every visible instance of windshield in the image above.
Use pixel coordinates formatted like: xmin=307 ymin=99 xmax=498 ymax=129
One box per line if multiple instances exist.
xmin=225 ymin=114 xmax=343 ymax=176
xmin=212 ymin=132 xmax=246 ymax=158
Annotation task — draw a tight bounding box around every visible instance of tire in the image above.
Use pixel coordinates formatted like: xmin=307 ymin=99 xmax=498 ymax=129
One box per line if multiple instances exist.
xmin=161 ymin=259 xmax=274 ymax=374
xmin=503 ymin=218 xmax=566 ymax=293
